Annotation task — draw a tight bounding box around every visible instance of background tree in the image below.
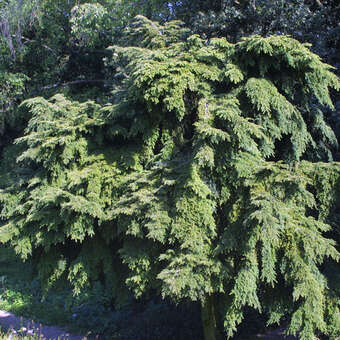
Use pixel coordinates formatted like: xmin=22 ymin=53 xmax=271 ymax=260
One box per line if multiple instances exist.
xmin=1 ymin=15 xmax=340 ymax=340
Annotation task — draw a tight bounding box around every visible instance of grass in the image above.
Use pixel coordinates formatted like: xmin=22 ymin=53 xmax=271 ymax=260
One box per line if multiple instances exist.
xmin=0 ymin=247 xmax=70 ymax=327
xmin=0 ymin=327 xmax=94 ymax=340
xmin=0 ymin=331 xmax=41 ymax=340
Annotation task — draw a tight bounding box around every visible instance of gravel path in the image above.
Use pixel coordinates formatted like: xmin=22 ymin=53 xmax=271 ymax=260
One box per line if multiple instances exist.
xmin=256 ymin=327 xmax=297 ymax=339
xmin=0 ymin=309 xmax=298 ymax=340
xmin=0 ymin=310 xmax=94 ymax=340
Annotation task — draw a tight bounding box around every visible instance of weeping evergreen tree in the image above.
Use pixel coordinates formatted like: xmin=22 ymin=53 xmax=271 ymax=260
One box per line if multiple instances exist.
xmin=1 ymin=16 xmax=340 ymax=340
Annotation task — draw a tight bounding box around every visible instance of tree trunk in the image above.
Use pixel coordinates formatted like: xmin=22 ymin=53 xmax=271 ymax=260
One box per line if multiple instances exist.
xmin=201 ymin=294 xmax=223 ymax=340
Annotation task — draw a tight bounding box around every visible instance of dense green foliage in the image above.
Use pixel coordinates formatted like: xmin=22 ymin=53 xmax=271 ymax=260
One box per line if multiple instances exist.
xmin=0 ymin=1 xmax=340 ymax=339
xmin=0 ymin=246 xmax=204 ymax=339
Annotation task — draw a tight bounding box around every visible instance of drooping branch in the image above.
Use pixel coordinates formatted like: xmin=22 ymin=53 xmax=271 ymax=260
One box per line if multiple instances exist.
xmin=34 ymin=79 xmax=106 ymax=92
xmin=11 ymin=34 xmax=58 ymax=56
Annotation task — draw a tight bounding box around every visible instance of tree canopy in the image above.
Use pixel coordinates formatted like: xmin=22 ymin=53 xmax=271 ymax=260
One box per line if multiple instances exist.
xmin=0 ymin=2 xmax=340 ymax=340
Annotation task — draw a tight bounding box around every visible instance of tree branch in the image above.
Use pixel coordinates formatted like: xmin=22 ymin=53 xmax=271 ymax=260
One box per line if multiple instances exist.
xmin=0 ymin=79 xmax=106 ymax=113
xmin=11 ymin=34 xmax=58 ymax=56
xmin=38 ymin=79 xmax=106 ymax=91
